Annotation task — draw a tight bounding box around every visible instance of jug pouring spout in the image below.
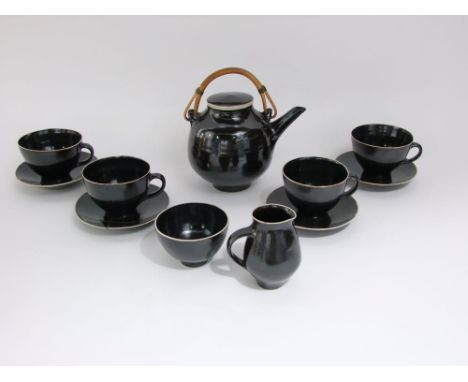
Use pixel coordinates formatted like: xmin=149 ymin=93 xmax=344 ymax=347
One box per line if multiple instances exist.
xmin=270 ymin=106 xmax=306 ymax=145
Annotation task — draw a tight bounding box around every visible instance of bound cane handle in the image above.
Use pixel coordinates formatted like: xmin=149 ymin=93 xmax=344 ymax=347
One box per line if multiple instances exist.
xmin=184 ymin=67 xmax=278 ymax=121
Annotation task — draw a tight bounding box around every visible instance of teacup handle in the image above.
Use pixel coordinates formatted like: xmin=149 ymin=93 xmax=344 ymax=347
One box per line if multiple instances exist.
xmin=343 ymin=175 xmax=359 ymax=197
xmin=403 ymin=142 xmax=423 ymax=163
xmin=146 ymin=173 xmax=166 ymax=198
xmin=227 ymin=226 xmax=253 ymax=268
xmin=77 ymin=142 xmax=95 ymax=165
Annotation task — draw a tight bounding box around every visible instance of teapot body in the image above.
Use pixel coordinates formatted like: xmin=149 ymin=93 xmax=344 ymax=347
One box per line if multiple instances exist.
xmin=184 ymin=68 xmax=305 ymax=192
xmin=188 ymin=106 xmax=273 ymax=192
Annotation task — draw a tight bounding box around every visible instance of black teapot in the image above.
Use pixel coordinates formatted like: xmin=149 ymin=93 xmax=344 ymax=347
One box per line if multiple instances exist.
xmin=184 ymin=67 xmax=306 ymax=192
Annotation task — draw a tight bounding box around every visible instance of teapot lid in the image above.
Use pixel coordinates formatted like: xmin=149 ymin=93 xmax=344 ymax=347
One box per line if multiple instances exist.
xmin=207 ymin=92 xmax=253 ymax=111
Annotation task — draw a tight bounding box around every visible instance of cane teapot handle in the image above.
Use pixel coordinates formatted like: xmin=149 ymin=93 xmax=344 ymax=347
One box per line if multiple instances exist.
xmin=184 ymin=67 xmax=277 ymax=121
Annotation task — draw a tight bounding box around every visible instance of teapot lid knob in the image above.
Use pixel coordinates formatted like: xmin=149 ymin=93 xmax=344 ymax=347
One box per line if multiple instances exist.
xmin=207 ymin=92 xmax=253 ymax=111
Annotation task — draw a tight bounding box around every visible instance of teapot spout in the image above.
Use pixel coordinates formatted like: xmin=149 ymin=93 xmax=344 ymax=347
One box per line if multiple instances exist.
xmin=270 ymin=106 xmax=306 ymax=145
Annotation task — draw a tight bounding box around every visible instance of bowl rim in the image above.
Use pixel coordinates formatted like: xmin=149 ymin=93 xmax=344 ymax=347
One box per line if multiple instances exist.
xmin=154 ymin=202 xmax=229 ymax=242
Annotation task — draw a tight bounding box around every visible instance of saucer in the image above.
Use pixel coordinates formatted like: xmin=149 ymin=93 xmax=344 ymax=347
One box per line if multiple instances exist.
xmin=75 ymin=185 xmax=169 ymax=230
xmin=266 ymin=187 xmax=358 ymax=231
xmin=16 ymin=153 xmax=97 ymax=188
xmin=336 ymin=151 xmax=417 ymax=187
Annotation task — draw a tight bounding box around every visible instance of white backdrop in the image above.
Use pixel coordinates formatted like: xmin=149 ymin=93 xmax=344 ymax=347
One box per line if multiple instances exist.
xmin=0 ymin=16 xmax=467 ymax=365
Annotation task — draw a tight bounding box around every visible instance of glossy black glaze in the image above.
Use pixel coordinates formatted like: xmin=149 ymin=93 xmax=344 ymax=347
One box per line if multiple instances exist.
xmin=76 ymin=186 xmax=169 ymax=229
xmin=227 ymin=204 xmax=301 ymax=289
xmin=352 ymin=124 xmax=422 ymax=172
xmin=155 ymin=203 xmax=228 ymax=267
xmin=16 ymin=153 xmax=97 ymax=188
xmin=82 ymin=156 xmax=166 ymax=213
xmin=207 ymin=92 xmax=253 ymax=107
xmin=336 ymin=151 xmax=417 ymax=187
xmin=283 ymin=157 xmax=358 ymax=214
xmin=267 ymin=187 xmax=358 ymax=231
xmin=18 ymin=129 xmax=94 ymax=178
xmin=188 ymin=92 xmax=305 ymax=192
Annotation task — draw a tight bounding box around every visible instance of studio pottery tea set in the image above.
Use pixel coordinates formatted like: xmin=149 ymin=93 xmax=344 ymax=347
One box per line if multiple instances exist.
xmin=15 ymin=67 xmax=423 ymax=289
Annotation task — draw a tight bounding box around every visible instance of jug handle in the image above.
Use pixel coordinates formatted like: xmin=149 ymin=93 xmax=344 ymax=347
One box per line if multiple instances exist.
xmin=184 ymin=67 xmax=277 ymax=121
xmin=226 ymin=226 xmax=253 ymax=268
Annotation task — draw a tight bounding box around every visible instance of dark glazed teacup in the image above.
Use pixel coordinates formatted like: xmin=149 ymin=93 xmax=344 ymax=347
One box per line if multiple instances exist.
xmin=155 ymin=203 xmax=228 ymax=267
xmin=18 ymin=129 xmax=94 ymax=178
xmin=352 ymin=124 xmax=423 ymax=172
xmin=82 ymin=156 xmax=166 ymax=214
xmin=283 ymin=157 xmax=359 ymax=214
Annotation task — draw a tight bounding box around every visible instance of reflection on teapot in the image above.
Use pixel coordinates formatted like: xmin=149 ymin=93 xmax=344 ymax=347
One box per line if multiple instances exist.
xmin=184 ymin=67 xmax=306 ymax=192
